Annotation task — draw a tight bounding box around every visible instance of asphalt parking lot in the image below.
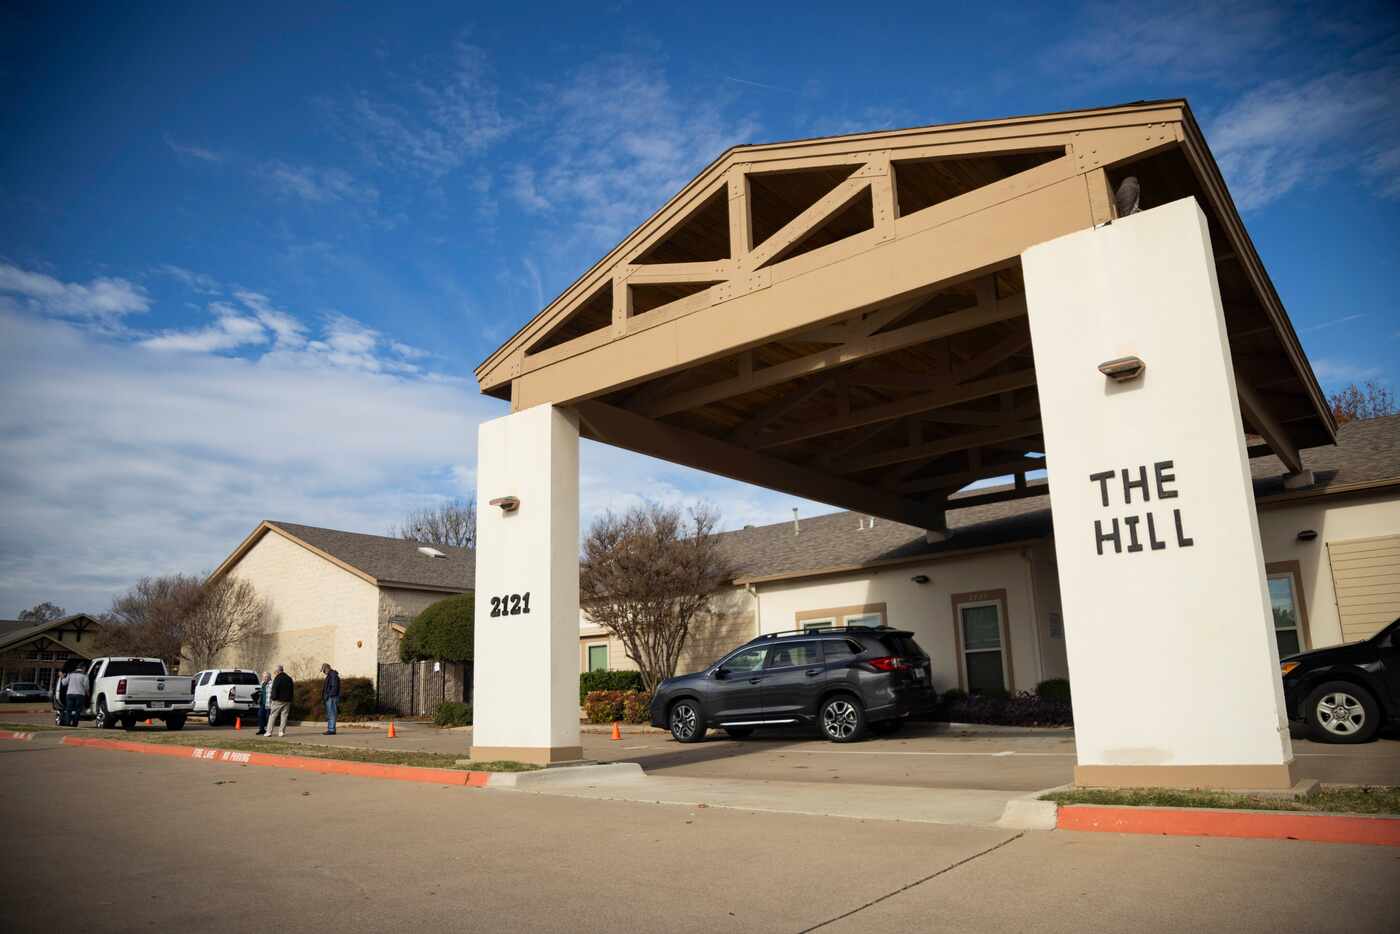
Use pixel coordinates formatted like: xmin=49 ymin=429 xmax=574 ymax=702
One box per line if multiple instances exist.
xmin=4 ymin=739 xmax=1398 ymax=934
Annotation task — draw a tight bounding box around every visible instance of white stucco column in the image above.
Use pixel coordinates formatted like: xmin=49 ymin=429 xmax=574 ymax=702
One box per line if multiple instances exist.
xmin=1022 ymin=197 xmax=1295 ymax=789
xmin=469 ymin=403 xmax=583 ymax=765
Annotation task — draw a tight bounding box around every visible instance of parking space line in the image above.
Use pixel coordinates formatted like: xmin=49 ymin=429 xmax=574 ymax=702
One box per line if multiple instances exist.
xmin=792 ymin=749 xmax=1077 ymax=757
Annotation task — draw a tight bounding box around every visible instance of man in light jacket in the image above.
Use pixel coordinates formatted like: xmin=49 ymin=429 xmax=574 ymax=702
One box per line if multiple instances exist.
xmin=321 ymin=662 xmax=341 ymax=735
xmin=60 ymin=666 xmax=89 ymax=727
xmin=255 ymin=671 xmax=272 ymax=736
xmin=266 ymin=665 xmax=294 ymax=738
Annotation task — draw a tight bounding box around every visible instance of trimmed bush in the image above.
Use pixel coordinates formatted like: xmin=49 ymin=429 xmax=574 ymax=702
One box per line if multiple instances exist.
xmin=291 ymin=676 xmax=376 ymax=721
xmin=400 ymin=594 xmax=474 ymax=664
xmin=935 ymin=689 xmax=1072 ymax=727
xmin=432 ymin=701 xmax=473 ymax=727
xmin=622 ymin=691 xmax=653 ymax=725
xmin=1035 ymin=678 xmax=1071 ymax=703
xmin=579 ymin=669 xmax=645 ymax=703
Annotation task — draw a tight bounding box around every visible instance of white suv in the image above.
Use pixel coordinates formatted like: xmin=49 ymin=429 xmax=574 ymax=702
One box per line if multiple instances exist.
xmin=191 ymin=669 xmax=261 ymax=726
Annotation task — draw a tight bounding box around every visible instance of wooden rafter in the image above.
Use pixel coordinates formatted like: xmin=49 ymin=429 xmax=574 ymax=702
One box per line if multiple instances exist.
xmin=893 ymin=455 xmax=1047 ymax=495
xmin=1235 ymin=376 xmax=1302 ymax=473
xmin=829 ymin=417 xmax=1043 ymax=474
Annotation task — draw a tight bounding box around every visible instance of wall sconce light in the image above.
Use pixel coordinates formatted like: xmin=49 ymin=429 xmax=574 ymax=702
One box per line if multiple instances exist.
xmin=1296 ymin=529 xmax=1318 ymax=542
xmin=1098 ymin=355 xmax=1146 ymax=382
xmin=489 ymin=496 xmax=520 ymax=513
xmin=911 ymin=574 xmax=930 ymax=585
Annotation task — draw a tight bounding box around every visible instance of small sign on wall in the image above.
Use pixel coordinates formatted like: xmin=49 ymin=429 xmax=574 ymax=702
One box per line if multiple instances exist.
xmin=1087 ymin=460 xmax=1194 ymax=556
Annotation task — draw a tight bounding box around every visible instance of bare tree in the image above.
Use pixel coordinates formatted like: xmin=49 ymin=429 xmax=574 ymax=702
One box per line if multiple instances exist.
xmin=182 ymin=577 xmax=268 ymax=671
xmin=395 ymin=495 xmax=476 ymax=549
xmin=18 ymin=601 xmax=66 ymax=623
xmin=98 ymin=575 xmax=203 ymax=665
xmin=579 ymin=501 xmax=735 ymax=693
xmin=1330 ymin=380 xmax=1396 ymax=426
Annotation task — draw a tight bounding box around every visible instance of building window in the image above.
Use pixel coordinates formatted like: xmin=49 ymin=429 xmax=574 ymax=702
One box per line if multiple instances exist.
xmin=794 ymin=604 xmax=886 ymax=631
xmin=587 ymin=644 xmax=609 ymax=672
xmin=1267 ymin=566 xmax=1309 ymax=657
xmin=952 ymin=589 xmax=1014 ymax=694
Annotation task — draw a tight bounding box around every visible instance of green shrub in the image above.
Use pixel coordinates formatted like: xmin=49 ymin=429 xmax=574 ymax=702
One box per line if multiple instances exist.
xmin=1035 ymin=678 xmax=1071 ymax=703
xmin=579 ymin=669 xmax=645 ymax=703
xmin=584 ymin=690 xmax=627 ymax=724
xmin=935 ymin=690 xmax=1073 ymax=727
xmin=400 ymin=594 xmax=474 ymax=663
xmin=622 ymin=691 xmax=653 ymax=724
xmin=291 ymin=676 xmax=376 ymax=721
xmin=432 ymin=701 xmax=473 ymax=727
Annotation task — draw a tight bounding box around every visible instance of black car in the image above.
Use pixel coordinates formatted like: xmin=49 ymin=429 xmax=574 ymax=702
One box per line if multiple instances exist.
xmin=650 ymin=625 xmax=936 ymax=744
xmin=1281 ymin=616 xmax=1400 ymax=744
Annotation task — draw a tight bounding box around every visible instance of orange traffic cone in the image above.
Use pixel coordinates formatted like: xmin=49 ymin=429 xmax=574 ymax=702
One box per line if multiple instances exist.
xmin=235 ymin=716 xmax=241 ymax=731
xmin=610 ymin=721 xmax=622 ymax=741
xmin=386 ymin=720 xmax=397 ymax=739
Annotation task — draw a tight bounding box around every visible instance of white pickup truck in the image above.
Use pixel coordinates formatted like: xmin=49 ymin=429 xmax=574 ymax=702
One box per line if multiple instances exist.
xmin=53 ymin=657 xmax=195 ymax=730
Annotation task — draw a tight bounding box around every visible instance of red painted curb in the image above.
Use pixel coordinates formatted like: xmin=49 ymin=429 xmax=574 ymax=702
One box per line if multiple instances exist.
xmin=0 ymin=730 xmax=36 ymax=741
xmin=1058 ymin=804 xmax=1400 ymax=847
xmin=61 ymin=736 xmax=491 ymax=788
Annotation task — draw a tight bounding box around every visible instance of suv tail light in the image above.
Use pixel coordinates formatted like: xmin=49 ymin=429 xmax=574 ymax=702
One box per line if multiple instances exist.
xmin=116 ymin=678 xmax=127 ymax=696
xmin=862 ymin=657 xmax=910 ymax=672
xmin=228 ymin=687 xmax=237 ymax=701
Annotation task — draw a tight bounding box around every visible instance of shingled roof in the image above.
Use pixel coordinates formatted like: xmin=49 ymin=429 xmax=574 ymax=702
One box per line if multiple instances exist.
xmin=214 ymin=521 xmax=474 ymax=593
xmin=723 ymin=414 xmax=1400 ymax=584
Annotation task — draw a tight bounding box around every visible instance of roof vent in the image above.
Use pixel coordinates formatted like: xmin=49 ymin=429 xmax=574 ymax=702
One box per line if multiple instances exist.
xmin=417 ymin=546 xmax=447 ymax=559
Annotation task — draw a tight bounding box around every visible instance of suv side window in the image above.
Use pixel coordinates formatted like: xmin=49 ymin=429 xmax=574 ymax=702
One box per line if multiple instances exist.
xmin=822 ymin=639 xmax=860 ymax=659
xmin=722 ymin=647 xmax=768 ymax=673
xmin=200 ymin=671 xmax=213 ymax=686
xmin=765 ymin=642 xmax=821 ymax=669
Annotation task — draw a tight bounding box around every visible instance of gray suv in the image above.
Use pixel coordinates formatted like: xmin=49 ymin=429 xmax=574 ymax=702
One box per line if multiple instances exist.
xmin=649 ymin=626 xmax=935 ymax=743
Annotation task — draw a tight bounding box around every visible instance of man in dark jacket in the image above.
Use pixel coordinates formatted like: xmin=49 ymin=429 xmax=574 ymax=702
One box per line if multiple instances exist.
xmin=321 ymin=663 xmax=341 ymax=735
xmin=266 ymin=665 xmax=294 ymax=738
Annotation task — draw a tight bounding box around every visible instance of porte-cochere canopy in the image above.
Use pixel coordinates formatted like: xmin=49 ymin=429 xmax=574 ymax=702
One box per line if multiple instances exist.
xmin=476 ymin=100 xmax=1334 ymax=532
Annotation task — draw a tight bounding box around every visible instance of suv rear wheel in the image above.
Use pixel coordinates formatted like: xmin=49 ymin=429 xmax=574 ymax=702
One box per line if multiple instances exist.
xmin=1304 ymin=681 xmax=1380 ymax=744
xmin=668 ymin=700 xmax=707 ymax=744
xmin=820 ymin=695 xmax=867 ymax=743
xmin=208 ymin=699 xmax=221 ymax=726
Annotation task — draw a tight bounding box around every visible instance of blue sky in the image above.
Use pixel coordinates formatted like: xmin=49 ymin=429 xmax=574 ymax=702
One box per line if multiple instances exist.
xmin=2 ymin=1 xmax=1398 ymax=615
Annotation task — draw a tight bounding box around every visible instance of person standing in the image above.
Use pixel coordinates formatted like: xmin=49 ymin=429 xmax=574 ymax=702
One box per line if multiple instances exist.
xmin=60 ymin=666 xmax=89 ymax=727
xmin=255 ymin=671 xmax=272 ymax=736
xmin=266 ymin=665 xmax=293 ymax=738
xmin=320 ymin=662 xmax=341 ymax=735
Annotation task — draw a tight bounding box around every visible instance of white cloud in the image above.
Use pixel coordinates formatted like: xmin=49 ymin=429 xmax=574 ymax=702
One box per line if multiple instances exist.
xmin=232 ymin=290 xmax=307 ymax=348
xmin=165 ymin=137 xmax=224 ymax=163
xmin=156 ymin=264 xmax=221 ymax=294
xmin=261 ymin=161 xmax=379 ymax=204
xmin=0 ymin=262 xmax=150 ymax=323
xmin=1210 ymin=65 xmax=1400 ymax=208
xmin=1311 ymin=357 xmax=1384 ymax=385
xmin=141 ymin=304 xmax=269 ymax=353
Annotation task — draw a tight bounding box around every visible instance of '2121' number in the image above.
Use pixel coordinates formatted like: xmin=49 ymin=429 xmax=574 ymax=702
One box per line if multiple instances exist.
xmin=489 ymin=592 xmax=531 ymax=617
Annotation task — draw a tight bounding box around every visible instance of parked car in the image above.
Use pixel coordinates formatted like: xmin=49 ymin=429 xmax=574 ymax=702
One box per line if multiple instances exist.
xmin=191 ymin=668 xmax=261 ymax=726
xmin=1281 ymin=616 xmax=1400 ymax=744
xmin=3 ymin=681 xmax=49 ymax=703
xmin=52 ymin=657 xmax=195 ymax=730
xmin=650 ymin=625 xmax=936 ymax=744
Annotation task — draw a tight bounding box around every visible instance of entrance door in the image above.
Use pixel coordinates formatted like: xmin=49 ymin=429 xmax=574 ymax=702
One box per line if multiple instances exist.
xmin=758 ymin=641 xmax=825 ymax=720
xmin=709 ymin=645 xmax=767 ymax=722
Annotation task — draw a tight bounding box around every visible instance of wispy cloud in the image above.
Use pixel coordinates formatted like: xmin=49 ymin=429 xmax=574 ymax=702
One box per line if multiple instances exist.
xmin=1312 ymin=356 xmax=1385 ymax=385
xmin=156 ymin=264 xmax=221 ymax=294
xmin=1211 ymin=64 xmax=1400 ymax=209
xmin=0 ymin=262 xmax=149 ymax=323
xmin=141 ymin=304 xmax=269 ymax=353
xmin=165 ymin=136 xmax=224 ymax=163
xmin=260 ymin=161 xmax=379 ymax=204
xmin=1299 ymin=313 xmax=1367 ymax=333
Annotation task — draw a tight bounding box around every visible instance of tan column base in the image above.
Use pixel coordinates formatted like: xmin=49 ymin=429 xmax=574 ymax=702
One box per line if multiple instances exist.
xmin=1075 ymin=760 xmax=1297 ymax=791
xmin=468 ymin=745 xmax=585 ymax=766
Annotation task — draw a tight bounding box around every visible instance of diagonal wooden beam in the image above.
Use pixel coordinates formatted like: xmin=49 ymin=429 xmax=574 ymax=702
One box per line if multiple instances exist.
xmin=735 ymin=376 xmax=835 ymax=447
xmin=956 ymin=326 xmax=1033 ymax=383
xmin=1235 ymin=376 xmax=1302 ymax=473
xmin=923 ymin=401 xmax=1040 ymax=428
xmin=894 ymin=456 xmax=1047 ymax=495
xmin=752 ymin=368 xmax=1038 ymax=450
xmin=749 ymin=173 xmax=873 ymax=270
xmin=830 ymin=418 xmax=1043 ymax=474
xmin=574 ymin=399 xmax=947 ymax=529
xmin=642 ymin=291 xmax=1027 ymax=417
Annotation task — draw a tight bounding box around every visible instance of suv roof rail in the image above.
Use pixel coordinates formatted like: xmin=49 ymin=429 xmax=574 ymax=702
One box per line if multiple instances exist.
xmin=750 ymin=624 xmax=894 ymax=642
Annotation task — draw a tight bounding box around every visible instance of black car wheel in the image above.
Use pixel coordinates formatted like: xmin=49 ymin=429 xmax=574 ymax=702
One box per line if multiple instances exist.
xmin=208 ymin=699 xmax=221 ymax=727
xmin=723 ymin=727 xmax=755 ymax=739
xmin=1304 ymin=681 xmax=1380 ymax=744
xmin=94 ymin=698 xmax=114 ymax=730
xmin=820 ymin=695 xmax=867 ymax=743
xmin=668 ymin=700 xmax=707 ymax=744
xmin=869 ymin=718 xmax=903 ymax=737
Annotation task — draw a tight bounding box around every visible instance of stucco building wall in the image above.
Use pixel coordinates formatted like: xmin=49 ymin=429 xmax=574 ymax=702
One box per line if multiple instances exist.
xmin=223 ymin=531 xmax=380 ymax=679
